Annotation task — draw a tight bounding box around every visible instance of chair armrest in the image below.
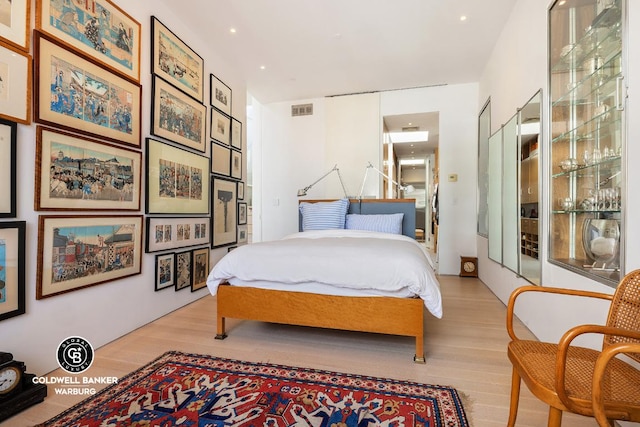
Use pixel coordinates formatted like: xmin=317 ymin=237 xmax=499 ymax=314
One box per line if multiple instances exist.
xmin=592 ymin=342 xmax=640 ymax=426
xmin=506 ymin=285 xmax=613 ymax=341
xmin=555 ymin=325 xmax=640 ymax=414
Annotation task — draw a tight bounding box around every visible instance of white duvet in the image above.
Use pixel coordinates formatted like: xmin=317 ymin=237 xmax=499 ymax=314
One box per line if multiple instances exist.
xmin=206 ymin=229 xmax=442 ymax=318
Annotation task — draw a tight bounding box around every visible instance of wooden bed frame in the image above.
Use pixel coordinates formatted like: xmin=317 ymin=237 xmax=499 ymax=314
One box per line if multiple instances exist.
xmin=214 ymin=199 xmax=428 ymax=363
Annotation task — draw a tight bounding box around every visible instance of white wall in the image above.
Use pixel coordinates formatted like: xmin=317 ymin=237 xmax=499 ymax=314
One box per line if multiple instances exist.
xmin=477 ymin=0 xmax=640 ymax=350
xmin=381 ymin=84 xmax=479 ymax=275
xmin=0 ymin=0 xmax=246 ymax=375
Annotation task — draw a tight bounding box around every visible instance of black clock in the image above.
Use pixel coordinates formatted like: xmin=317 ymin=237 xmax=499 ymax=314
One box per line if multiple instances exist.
xmin=0 ymin=352 xmax=47 ymax=422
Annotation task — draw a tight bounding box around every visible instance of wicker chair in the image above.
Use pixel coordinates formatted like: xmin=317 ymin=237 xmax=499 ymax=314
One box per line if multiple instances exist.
xmin=506 ymin=269 xmax=640 ymax=427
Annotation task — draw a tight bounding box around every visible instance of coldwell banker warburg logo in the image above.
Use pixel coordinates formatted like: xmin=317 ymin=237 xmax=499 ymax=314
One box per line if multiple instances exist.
xmin=57 ymin=336 xmax=94 ymax=373
xmin=32 ymin=336 xmax=118 ymax=395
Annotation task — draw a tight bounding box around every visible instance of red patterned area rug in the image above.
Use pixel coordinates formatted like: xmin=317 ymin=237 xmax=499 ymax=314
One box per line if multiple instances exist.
xmin=38 ymin=351 xmax=469 ymax=426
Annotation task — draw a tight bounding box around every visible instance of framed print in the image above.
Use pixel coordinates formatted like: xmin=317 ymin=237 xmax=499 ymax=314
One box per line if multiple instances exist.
xmin=237 ymin=181 xmax=244 ymax=200
xmin=36 ymin=215 xmax=143 ymax=299
xmin=145 ymin=216 xmax=210 ymax=253
xmin=211 ymin=142 xmax=230 ymax=177
xmin=146 ymin=137 xmax=210 ymax=214
xmin=151 ymin=76 xmax=206 ymax=152
xmin=210 ymin=108 xmax=231 ymax=146
xmin=35 ymin=126 xmax=142 ymax=211
xmin=211 ymin=176 xmax=237 ymax=248
xmin=0 ymin=119 xmax=16 ymax=217
xmin=34 ymin=31 xmax=142 ymax=147
xmin=210 ymin=74 xmax=231 ymax=116
xmin=0 ymin=221 xmax=25 ymax=321
xmin=175 ymin=249 xmax=191 ymax=291
xmin=238 ymin=202 xmax=247 ymax=225
xmin=191 ymin=247 xmax=209 ymax=291
xmin=36 ymin=0 xmax=141 ymax=82
xmin=0 ymin=43 xmax=31 ymax=124
xmin=231 ymin=150 xmax=242 ymax=180
xmin=154 ymin=252 xmax=174 ymax=291
xmin=0 ymin=0 xmax=29 ymax=51
xmin=231 ymin=117 xmax=242 ymax=150
xmin=237 ymin=226 xmax=248 ymax=244
xmin=151 ymin=16 xmax=203 ymax=102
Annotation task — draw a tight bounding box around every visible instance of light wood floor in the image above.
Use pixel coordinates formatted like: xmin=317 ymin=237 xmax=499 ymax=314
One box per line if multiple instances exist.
xmin=6 ymin=276 xmax=598 ymax=426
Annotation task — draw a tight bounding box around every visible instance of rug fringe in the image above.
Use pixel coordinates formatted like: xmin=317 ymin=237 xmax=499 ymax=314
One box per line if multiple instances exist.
xmin=456 ymin=390 xmax=475 ymax=427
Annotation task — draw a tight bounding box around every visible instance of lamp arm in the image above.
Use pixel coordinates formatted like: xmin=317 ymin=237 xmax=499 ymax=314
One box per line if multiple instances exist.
xmin=365 ymin=161 xmax=409 ymax=190
xmin=301 ymin=164 xmax=339 ymax=193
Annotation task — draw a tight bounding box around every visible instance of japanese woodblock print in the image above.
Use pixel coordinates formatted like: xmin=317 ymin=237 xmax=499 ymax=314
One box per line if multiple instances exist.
xmin=154 ymin=252 xmax=174 ymax=291
xmin=152 ymin=76 xmax=206 ymax=152
xmin=0 ymin=222 xmax=25 ymax=321
xmin=145 ymin=217 xmax=210 ymax=253
xmin=35 ymin=31 xmax=141 ymax=147
xmin=211 ymin=176 xmax=237 ymax=248
xmin=152 ymin=16 xmax=203 ymax=102
xmin=37 ymin=215 xmax=143 ymax=299
xmin=175 ymin=249 xmax=191 ymax=291
xmin=0 ymin=0 xmax=29 ymax=51
xmin=35 ymin=126 xmax=141 ymax=210
xmin=37 ymin=0 xmax=141 ymax=82
xmin=191 ymin=247 xmax=209 ymax=291
xmin=146 ymin=138 xmax=210 ymax=214
xmin=209 ymin=73 xmax=230 ymax=116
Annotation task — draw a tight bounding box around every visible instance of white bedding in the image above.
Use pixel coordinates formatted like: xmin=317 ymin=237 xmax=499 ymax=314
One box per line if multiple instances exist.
xmin=206 ymin=229 xmax=442 ymax=318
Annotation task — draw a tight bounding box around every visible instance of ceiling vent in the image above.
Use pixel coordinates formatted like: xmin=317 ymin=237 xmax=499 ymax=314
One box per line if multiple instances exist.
xmin=291 ymin=103 xmax=313 ymax=117
xmin=402 ymin=126 xmax=420 ymax=132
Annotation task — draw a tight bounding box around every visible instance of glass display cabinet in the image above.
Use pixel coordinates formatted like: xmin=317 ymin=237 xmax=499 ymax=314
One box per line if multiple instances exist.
xmin=549 ymin=0 xmax=624 ymax=285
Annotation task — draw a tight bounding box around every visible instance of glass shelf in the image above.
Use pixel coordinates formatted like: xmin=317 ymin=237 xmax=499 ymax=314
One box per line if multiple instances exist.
xmin=548 ymin=0 xmax=624 ymax=286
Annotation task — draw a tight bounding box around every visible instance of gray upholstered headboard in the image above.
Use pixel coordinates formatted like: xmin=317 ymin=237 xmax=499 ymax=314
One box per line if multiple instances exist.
xmin=298 ymin=199 xmax=416 ymax=238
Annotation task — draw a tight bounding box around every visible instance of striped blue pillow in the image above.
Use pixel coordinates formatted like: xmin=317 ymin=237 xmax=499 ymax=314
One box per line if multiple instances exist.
xmin=345 ymin=213 xmax=404 ymax=235
xmin=300 ymin=199 xmax=349 ymax=231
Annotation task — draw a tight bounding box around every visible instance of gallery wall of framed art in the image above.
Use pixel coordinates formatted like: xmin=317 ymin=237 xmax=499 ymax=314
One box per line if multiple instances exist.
xmin=0 ymin=0 xmax=247 ymax=377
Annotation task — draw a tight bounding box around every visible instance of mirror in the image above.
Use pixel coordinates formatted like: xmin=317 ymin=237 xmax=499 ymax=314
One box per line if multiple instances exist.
xmin=518 ymin=91 xmax=541 ymax=285
xmin=477 ymin=99 xmax=491 ymax=237
xmin=502 ymin=114 xmax=519 ymax=273
xmin=488 ymin=127 xmax=503 ymax=263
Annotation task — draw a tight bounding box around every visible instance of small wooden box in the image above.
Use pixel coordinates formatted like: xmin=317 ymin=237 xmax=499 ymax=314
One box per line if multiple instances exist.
xmin=459 ymin=256 xmax=478 ymax=277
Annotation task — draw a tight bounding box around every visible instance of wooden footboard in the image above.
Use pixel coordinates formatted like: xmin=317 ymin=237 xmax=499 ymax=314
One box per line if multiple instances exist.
xmin=215 ymin=284 xmax=426 ymax=363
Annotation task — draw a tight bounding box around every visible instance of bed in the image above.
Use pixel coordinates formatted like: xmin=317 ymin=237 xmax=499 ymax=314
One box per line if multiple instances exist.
xmin=206 ymin=198 xmax=442 ymax=363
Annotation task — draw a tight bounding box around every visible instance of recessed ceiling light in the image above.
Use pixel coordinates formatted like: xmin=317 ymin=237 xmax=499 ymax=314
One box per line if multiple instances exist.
xmin=230 ymin=28 xmax=237 ymax=34
xmin=460 ymin=15 xmax=467 ymax=21
xmin=558 ymin=0 xmax=566 ymax=4
xmin=260 ymin=65 xmax=266 ymax=70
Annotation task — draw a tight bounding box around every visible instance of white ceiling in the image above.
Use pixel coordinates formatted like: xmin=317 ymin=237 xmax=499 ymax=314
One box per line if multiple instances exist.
xmin=173 ymin=0 xmax=518 ymax=105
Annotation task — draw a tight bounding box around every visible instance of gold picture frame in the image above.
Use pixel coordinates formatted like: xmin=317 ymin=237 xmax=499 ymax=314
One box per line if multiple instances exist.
xmin=0 ymin=43 xmax=32 ymax=124
xmin=36 ymin=0 xmax=141 ymax=82
xmin=34 ymin=31 xmax=142 ymax=147
xmin=36 ymin=215 xmax=143 ymax=299
xmin=35 ymin=126 xmax=142 ymax=211
xmin=0 ymin=0 xmax=30 ymax=52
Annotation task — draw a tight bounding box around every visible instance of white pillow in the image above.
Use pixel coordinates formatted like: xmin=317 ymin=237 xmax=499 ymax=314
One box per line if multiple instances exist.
xmin=345 ymin=213 xmax=404 ymax=235
xmin=299 ymin=199 xmax=349 ymax=231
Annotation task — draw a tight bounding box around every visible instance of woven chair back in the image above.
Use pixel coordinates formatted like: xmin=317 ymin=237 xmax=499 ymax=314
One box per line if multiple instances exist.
xmin=605 ymin=269 xmax=640 ymax=364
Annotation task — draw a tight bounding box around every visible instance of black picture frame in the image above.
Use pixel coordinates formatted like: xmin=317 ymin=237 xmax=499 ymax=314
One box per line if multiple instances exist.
xmin=237 ymin=182 xmax=245 ymax=200
xmin=154 ymin=252 xmax=175 ymax=291
xmin=231 ymin=117 xmax=242 ymax=150
xmin=0 ymin=221 xmax=26 ymax=321
xmin=175 ymin=249 xmax=192 ymax=291
xmin=191 ymin=247 xmax=209 ymax=292
xmin=211 ymin=176 xmax=238 ymax=248
xmin=151 ymin=16 xmax=204 ymax=103
xmin=211 ymin=141 xmax=231 ymax=177
xmin=210 ymin=107 xmax=231 ymax=146
xmin=238 ymin=202 xmax=247 ymax=225
xmin=0 ymin=119 xmax=17 ymax=218
xmin=231 ymin=150 xmax=242 ymax=180
xmin=210 ymin=73 xmax=231 ymax=116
